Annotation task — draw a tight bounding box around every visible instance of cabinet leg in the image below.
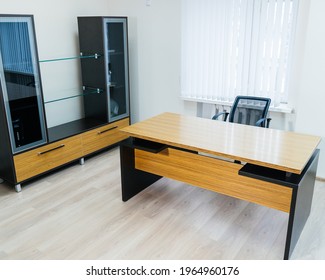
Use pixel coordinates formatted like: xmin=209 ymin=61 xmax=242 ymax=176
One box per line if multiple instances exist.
xmin=15 ymin=184 xmax=22 ymax=193
xmin=79 ymin=157 xmax=85 ymax=165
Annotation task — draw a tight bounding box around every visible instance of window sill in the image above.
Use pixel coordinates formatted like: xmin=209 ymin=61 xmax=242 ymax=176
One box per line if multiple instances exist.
xmin=182 ymin=97 xmax=294 ymax=114
xmin=269 ymin=104 xmax=293 ymax=114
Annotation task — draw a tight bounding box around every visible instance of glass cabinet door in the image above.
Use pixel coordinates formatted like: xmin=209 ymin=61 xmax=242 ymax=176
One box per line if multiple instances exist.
xmin=0 ymin=15 xmax=47 ymax=153
xmin=104 ymin=18 xmax=130 ymax=122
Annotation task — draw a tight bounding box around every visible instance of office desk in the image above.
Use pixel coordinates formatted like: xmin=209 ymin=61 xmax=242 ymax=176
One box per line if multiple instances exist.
xmin=119 ymin=112 xmax=321 ymax=259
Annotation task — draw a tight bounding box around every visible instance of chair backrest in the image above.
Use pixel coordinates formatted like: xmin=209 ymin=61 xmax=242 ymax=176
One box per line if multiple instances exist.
xmin=229 ymin=96 xmax=271 ymax=127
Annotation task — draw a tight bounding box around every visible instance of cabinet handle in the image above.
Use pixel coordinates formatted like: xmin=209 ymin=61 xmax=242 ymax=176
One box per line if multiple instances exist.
xmin=38 ymin=144 xmax=65 ymax=155
xmin=97 ymin=126 xmax=118 ymax=135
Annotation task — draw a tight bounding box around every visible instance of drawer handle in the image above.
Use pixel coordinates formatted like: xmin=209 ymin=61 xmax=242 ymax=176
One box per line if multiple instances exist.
xmin=38 ymin=144 xmax=65 ymax=155
xmin=97 ymin=126 xmax=118 ymax=135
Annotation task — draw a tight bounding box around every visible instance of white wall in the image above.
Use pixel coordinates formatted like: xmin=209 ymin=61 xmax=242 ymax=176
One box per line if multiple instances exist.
xmin=295 ymin=0 xmax=325 ymax=178
xmin=106 ymin=0 xmax=196 ymax=123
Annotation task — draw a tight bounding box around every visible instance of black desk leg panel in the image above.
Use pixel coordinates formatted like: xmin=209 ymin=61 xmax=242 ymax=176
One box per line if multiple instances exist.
xmin=285 ymin=150 xmax=319 ymax=260
xmin=240 ymin=150 xmax=319 ymax=259
xmin=120 ymin=140 xmax=162 ymax=202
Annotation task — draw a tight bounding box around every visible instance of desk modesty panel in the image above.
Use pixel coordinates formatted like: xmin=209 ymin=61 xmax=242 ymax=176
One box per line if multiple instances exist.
xmin=121 ymin=112 xmax=321 ymax=174
xmin=119 ymin=112 xmax=321 ymax=259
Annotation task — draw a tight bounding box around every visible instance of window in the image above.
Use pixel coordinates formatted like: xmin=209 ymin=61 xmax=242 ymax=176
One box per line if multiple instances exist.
xmin=181 ymin=0 xmax=299 ymax=108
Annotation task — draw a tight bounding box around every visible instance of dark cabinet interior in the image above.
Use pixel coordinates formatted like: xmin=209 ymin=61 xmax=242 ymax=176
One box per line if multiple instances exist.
xmin=10 ymin=96 xmax=44 ymax=147
xmin=0 ymin=15 xmax=47 ymax=154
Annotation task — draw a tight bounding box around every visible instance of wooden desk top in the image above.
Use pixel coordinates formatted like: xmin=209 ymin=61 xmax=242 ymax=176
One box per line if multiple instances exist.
xmin=121 ymin=112 xmax=321 ymax=174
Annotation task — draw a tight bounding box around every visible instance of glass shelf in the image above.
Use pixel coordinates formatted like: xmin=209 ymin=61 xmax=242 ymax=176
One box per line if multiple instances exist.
xmin=39 ymin=54 xmax=102 ymax=63
xmin=44 ymin=87 xmax=103 ymax=104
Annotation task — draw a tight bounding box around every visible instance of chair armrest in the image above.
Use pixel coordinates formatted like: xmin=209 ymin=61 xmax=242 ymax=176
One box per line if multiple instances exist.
xmin=255 ymin=117 xmax=272 ymax=128
xmin=212 ymin=112 xmax=229 ymax=121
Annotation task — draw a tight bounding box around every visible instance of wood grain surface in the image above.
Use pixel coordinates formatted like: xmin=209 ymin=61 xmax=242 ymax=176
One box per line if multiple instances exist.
xmin=122 ymin=112 xmax=321 ymax=174
xmin=135 ymin=148 xmax=292 ymax=212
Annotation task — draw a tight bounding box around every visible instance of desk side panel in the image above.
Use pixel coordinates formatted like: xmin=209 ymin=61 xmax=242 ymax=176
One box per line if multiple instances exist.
xmin=135 ymin=148 xmax=292 ymax=212
xmin=120 ymin=139 xmax=162 ymax=201
xmin=284 ymin=149 xmax=319 ymax=259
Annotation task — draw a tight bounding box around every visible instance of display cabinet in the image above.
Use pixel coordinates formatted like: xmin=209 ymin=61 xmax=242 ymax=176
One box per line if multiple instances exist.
xmin=77 ymin=16 xmax=130 ymax=123
xmin=0 ymin=15 xmax=130 ymax=192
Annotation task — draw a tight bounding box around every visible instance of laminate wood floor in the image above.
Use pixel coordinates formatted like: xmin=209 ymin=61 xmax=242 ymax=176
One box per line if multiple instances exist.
xmin=0 ymin=147 xmax=324 ymax=260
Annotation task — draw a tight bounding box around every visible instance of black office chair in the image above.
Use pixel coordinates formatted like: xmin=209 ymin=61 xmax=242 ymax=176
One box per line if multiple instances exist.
xmin=212 ymin=96 xmax=272 ymax=128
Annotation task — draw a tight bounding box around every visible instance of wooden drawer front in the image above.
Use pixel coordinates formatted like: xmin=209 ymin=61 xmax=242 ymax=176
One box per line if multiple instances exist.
xmin=135 ymin=148 xmax=293 ymax=213
xmin=14 ymin=135 xmax=83 ymax=182
xmin=82 ymin=118 xmax=129 ymax=156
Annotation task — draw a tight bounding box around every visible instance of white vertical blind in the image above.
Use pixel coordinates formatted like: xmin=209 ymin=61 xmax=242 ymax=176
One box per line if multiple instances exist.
xmin=181 ymin=0 xmax=299 ymax=107
xmin=0 ymin=21 xmax=34 ymax=75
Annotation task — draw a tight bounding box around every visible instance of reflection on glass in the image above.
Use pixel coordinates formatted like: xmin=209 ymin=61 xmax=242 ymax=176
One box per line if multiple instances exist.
xmin=104 ymin=19 xmax=129 ymax=121
xmin=0 ymin=16 xmax=47 ymax=153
